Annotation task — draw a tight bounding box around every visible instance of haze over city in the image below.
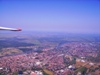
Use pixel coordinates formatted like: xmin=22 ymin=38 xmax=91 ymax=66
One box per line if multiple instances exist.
xmin=0 ymin=0 xmax=100 ymax=34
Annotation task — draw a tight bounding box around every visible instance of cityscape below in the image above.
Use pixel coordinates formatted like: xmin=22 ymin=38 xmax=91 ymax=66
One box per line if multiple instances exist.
xmin=0 ymin=31 xmax=100 ymax=75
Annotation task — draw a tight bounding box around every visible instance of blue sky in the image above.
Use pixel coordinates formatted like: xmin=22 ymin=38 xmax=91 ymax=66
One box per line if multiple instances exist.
xmin=0 ymin=0 xmax=100 ymax=34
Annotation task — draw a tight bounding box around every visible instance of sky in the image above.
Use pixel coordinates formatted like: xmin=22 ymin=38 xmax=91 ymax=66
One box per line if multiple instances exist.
xmin=0 ymin=0 xmax=100 ymax=34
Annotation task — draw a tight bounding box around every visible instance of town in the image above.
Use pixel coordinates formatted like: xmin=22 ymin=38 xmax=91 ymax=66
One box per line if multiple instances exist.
xmin=0 ymin=33 xmax=100 ymax=75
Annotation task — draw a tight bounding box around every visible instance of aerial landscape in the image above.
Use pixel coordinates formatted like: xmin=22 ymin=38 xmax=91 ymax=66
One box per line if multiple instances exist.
xmin=0 ymin=32 xmax=100 ymax=75
xmin=0 ymin=0 xmax=100 ymax=75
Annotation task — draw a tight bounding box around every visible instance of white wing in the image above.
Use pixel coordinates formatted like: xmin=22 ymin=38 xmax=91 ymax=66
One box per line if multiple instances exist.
xmin=0 ymin=27 xmax=22 ymax=31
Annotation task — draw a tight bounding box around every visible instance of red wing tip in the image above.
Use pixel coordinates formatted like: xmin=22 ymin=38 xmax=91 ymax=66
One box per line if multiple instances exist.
xmin=17 ymin=28 xmax=22 ymax=31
